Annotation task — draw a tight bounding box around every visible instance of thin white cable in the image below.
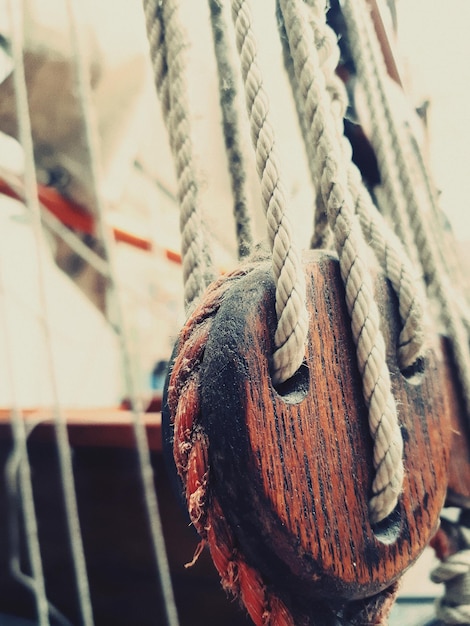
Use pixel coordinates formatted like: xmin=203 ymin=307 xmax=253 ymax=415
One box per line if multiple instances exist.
xmin=0 ymin=262 xmax=49 ymax=624
xmin=0 ymin=166 xmax=110 ymax=277
xmin=65 ymin=2 xmax=179 ymax=624
xmin=6 ymin=3 xmax=95 ymax=625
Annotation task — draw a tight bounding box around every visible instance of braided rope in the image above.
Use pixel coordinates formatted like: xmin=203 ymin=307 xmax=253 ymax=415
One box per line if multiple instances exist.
xmin=355 ymin=192 xmax=426 ymax=370
xmin=143 ymin=0 xmax=212 ymax=313
xmin=342 ymin=0 xmax=470 ymax=418
xmin=279 ymin=0 xmax=403 ymax=523
xmin=208 ymin=0 xmax=253 ymax=260
xmin=431 ymin=550 xmax=470 ymax=624
xmin=230 ymin=0 xmax=309 ymax=385
xmin=168 ymin=266 xmax=300 ymax=626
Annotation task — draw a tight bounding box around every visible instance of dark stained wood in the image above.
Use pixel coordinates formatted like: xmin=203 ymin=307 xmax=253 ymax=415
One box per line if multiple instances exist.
xmin=199 ymin=251 xmax=450 ymax=606
xmin=440 ymin=339 xmax=470 ymax=507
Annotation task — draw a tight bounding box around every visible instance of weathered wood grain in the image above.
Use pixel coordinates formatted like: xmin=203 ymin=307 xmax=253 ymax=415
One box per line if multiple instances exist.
xmin=441 ymin=339 xmax=470 ymax=507
xmin=200 ymin=251 xmax=449 ymax=604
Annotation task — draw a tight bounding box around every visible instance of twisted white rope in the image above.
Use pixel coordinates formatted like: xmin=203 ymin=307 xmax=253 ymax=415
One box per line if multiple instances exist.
xmin=3 ymin=8 xmax=50 ymax=624
xmin=431 ymin=550 xmax=470 ymax=624
xmin=208 ymin=0 xmax=253 ymax=260
xmin=230 ymin=0 xmax=309 ymax=385
xmin=284 ymin=0 xmax=425 ymax=371
xmin=144 ymin=0 xmax=212 ymax=313
xmin=355 ymin=194 xmax=426 ymax=370
xmin=279 ymin=0 xmax=403 ymax=522
xmin=342 ymin=0 xmax=470 ymax=418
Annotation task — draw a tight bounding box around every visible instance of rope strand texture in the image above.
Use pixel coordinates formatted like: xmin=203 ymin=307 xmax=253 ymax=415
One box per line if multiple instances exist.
xmin=279 ymin=0 xmax=403 ymax=523
xmin=209 ymin=0 xmax=253 ymax=260
xmin=342 ymin=0 xmax=470 ymax=417
xmin=280 ymin=0 xmax=425 ymax=371
xmin=230 ymin=0 xmax=309 ymax=385
xmin=144 ymin=0 xmax=212 ymax=313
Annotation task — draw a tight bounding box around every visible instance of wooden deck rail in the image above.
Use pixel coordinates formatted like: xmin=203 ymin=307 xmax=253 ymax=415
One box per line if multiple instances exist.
xmin=0 ymin=407 xmax=162 ymax=452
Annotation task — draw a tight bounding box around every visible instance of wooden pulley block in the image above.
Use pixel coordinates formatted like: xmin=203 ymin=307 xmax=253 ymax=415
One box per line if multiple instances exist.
xmin=165 ymin=250 xmax=450 ymax=624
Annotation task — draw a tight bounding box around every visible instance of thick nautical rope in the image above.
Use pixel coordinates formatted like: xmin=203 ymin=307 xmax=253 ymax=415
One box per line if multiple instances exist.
xmin=276 ymin=1 xmax=331 ymax=250
xmin=230 ymin=0 xmax=309 ymax=385
xmin=208 ymin=0 xmax=253 ymax=260
xmin=342 ymin=0 xmax=470 ymax=419
xmin=278 ymin=0 xmax=425 ymax=372
xmin=143 ymin=0 xmax=213 ymax=313
xmin=279 ymin=0 xmax=404 ymax=523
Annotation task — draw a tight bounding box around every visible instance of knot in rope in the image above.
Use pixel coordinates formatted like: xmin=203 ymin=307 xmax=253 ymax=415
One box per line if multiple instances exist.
xmin=431 ymin=549 xmax=470 ymax=624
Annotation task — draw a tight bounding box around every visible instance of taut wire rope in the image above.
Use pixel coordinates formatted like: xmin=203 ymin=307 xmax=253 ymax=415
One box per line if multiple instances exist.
xmin=277 ymin=0 xmax=425 ymax=373
xmin=208 ymin=0 xmax=254 ymax=260
xmin=342 ymin=0 xmax=470 ymax=420
xmin=0 ymin=256 xmax=49 ymax=624
xmin=65 ymin=1 xmax=179 ymax=625
xmin=229 ymin=0 xmax=309 ymax=384
xmin=144 ymin=0 xmax=214 ymax=315
xmin=279 ymin=0 xmax=407 ymax=522
xmin=5 ymin=2 xmax=96 ymax=624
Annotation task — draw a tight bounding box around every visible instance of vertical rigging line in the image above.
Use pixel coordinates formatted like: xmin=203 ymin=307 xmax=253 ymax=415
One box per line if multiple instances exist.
xmin=6 ymin=2 xmax=95 ymax=624
xmin=342 ymin=0 xmax=470 ymax=418
xmin=279 ymin=0 xmax=404 ymax=522
xmin=144 ymin=0 xmax=214 ymax=314
xmin=208 ymin=0 xmax=253 ymax=260
xmin=64 ymin=2 xmax=179 ymax=625
xmin=230 ymin=0 xmax=309 ymax=385
xmin=276 ymin=0 xmax=331 ymax=250
xmin=0 ymin=269 xmax=49 ymax=624
xmin=277 ymin=0 xmax=424 ymax=371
